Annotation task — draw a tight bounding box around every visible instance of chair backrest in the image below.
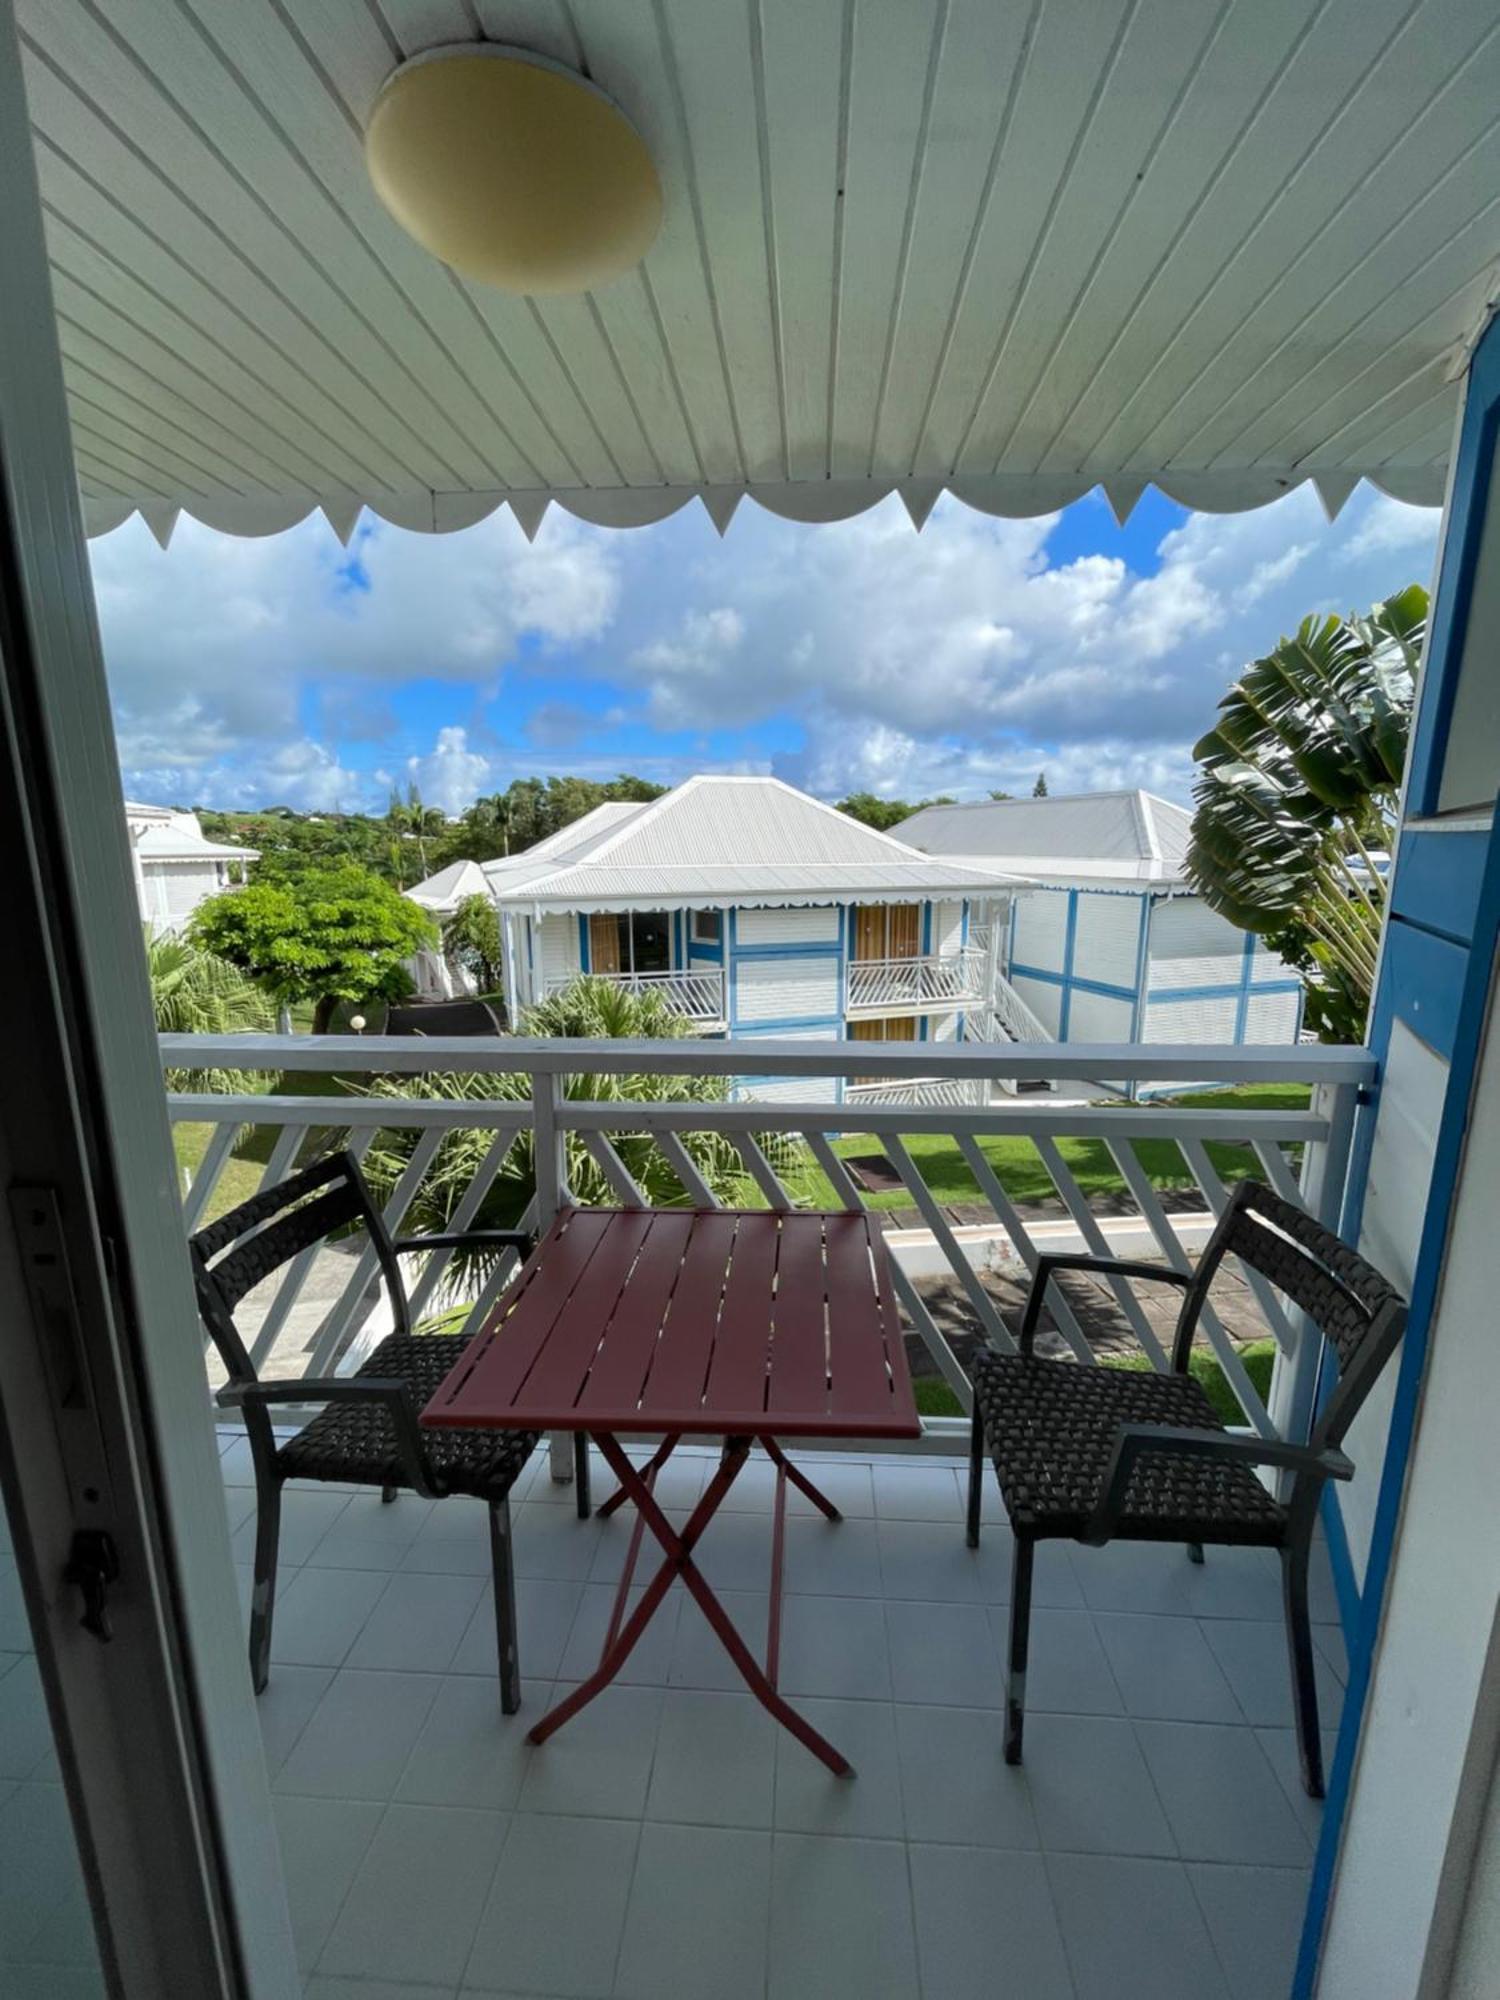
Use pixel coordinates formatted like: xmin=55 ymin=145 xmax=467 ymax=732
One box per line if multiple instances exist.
xmin=190 ymin=1150 xmax=405 ymax=1383
xmin=1176 ymin=1179 xmax=1406 ymax=1446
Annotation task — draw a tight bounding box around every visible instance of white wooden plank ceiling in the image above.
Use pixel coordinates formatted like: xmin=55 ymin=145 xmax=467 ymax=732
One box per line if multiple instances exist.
xmin=17 ymin=0 xmax=1500 ymax=544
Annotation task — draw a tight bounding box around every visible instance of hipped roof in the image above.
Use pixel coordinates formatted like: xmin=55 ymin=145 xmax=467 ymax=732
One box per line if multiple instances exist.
xmin=485 ymin=776 xmax=1027 ymax=914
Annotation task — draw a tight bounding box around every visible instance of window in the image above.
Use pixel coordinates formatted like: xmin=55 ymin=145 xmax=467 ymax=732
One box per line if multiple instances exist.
xmin=588 ymin=910 xmax=671 ymax=975
xmin=691 ymin=909 xmax=722 ymax=945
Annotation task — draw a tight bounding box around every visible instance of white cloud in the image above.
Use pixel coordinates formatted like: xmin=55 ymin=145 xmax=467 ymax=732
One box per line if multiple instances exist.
xmin=404 ymin=726 xmax=499 ymax=815
xmin=605 ymin=484 xmax=1441 ymax=803
xmin=92 ymin=505 xmax=621 ymax=799
xmin=94 ymin=478 xmax=1441 ymax=815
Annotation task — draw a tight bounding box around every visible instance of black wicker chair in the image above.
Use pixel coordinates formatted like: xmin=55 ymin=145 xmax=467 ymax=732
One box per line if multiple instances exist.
xmin=966 ymin=1178 xmax=1405 ymax=1797
xmin=191 ymin=1150 xmax=581 ymax=1713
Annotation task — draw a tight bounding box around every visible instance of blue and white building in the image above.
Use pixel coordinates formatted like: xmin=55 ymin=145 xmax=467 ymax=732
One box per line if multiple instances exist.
xmin=901 ymin=790 xmax=1304 ymax=1064
xmin=473 ymin=775 xmax=1030 ymax=1095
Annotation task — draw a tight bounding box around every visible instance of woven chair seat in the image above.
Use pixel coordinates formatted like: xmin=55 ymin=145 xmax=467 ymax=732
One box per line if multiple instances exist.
xmin=972 ymin=1349 xmax=1286 ymax=1545
xmin=277 ymin=1334 xmax=539 ymax=1499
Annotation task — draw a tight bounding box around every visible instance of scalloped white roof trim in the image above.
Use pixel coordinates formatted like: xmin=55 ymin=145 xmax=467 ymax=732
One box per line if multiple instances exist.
xmin=82 ymin=468 xmax=1442 ymax=549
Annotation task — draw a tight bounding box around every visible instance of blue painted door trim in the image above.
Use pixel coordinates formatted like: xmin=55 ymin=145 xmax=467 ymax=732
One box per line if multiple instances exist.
xmin=1294 ymin=310 xmax=1500 ymax=1998
xmin=1403 ymin=328 xmax=1500 ymax=817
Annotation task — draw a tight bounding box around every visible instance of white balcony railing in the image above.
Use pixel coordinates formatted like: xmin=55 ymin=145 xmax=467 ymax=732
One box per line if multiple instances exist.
xmin=842 ymin=1074 xmax=987 ymax=1108
xmin=966 ymin=972 xmax=1055 ymax=1047
xmin=164 ymin=1031 xmax=1370 ymax=1454
xmin=544 ymin=965 xmax=725 ymax=1021
xmin=845 ymin=948 xmax=987 ymax=1014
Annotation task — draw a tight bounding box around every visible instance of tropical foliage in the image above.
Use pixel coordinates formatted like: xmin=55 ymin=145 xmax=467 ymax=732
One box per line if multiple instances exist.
xmin=190 ymin=864 xmax=436 ymax=1032
xmin=362 ymin=976 xmax=803 ymax=1297
xmin=443 ymin=892 xmax=503 ymax=994
xmin=835 ymin=790 xmax=955 ymax=831
xmin=146 ymin=927 xmax=274 ymax=1093
xmin=201 ymin=771 xmax=669 ymax=883
xmin=1186 ymin=584 xmax=1425 ymax=1041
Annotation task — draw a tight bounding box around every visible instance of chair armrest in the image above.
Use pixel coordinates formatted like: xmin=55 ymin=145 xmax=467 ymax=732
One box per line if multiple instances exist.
xmin=1081 ymin=1422 xmax=1353 ymax=1546
xmin=216 ymin=1376 xmax=443 ymax=1498
xmin=1020 ymin=1255 xmax=1192 ymax=1354
xmin=391 ymin=1230 xmax=534 ymax=1255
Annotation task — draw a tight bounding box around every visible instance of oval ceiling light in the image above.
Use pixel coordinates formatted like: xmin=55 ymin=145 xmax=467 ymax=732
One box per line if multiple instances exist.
xmin=365 ymin=45 xmax=662 ymax=296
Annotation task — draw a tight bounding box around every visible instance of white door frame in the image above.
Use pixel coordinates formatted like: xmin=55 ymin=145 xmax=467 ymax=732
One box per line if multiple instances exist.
xmin=0 ymin=11 xmax=296 ymax=1993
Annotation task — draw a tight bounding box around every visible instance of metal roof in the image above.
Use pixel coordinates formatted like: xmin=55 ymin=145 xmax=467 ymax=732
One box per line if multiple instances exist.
xmin=488 ymin=776 xmax=1026 ymax=913
xmin=133 ymin=827 xmax=258 ymax=863
xmin=21 ymin=0 xmax=1492 ymax=549
xmin=126 ymin=801 xmax=257 ymax=862
xmin=479 ymin=802 xmax=648 ymax=887
xmin=406 ymin=857 xmax=490 ymax=911
xmin=900 ymin=789 xmax=1193 ymax=886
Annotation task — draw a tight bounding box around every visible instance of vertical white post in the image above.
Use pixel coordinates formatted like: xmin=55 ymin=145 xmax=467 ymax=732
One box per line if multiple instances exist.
xmin=1269 ymin=1078 xmax=1360 ymax=1455
xmin=532 ymin=1069 xmax=575 ymax=1483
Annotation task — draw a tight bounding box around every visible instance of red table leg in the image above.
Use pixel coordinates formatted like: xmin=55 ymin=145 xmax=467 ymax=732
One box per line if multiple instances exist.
xmin=758 ymin=1435 xmax=842 ymax=1521
xmin=527 ymin=1432 xmax=854 ymax=1778
xmin=596 ymin=1433 xmax=680 ymax=1520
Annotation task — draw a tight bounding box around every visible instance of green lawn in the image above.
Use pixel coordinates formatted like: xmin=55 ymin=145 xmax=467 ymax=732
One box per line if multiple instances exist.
xmin=173 ymin=1065 xmax=367 ymax=1220
xmin=822 ymin=1083 xmax=1310 ymax=1211
xmin=175 ymin=1075 xmax=1310 ymax=1234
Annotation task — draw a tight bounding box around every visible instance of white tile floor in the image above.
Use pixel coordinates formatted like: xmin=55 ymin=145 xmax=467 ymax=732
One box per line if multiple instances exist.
xmin=0 ymin=1437 xmax=1344 ymax=2000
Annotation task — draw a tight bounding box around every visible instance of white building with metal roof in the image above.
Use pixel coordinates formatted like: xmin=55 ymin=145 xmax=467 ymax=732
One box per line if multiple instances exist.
xmin=125 ymin=801 xmax=256 ymax=935
xmin=416 ymin=775 xmax=1041 ymax=1094
xmin=901 ymin=790 xmax=1304 ymax=1060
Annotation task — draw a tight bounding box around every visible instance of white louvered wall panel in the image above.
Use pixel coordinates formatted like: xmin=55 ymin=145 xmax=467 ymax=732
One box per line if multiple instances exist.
xmin=1142 ymin=993 xmax=1241 ymax=1045
xmin=736 ymin=907 xmax=841 ymax=947
xmin=1010 ymin=974 xmax=1062 ymax=1036
xmin=539 ymin=914 xmax=580 ymax=987
xmin=1148 ymin=898 xmax=1246 ymax=990
xmin=1011 ymin=891 xmax=1071 ymax=975
xmin=734 ymin=956 xmax=840 ymax=1023
xmin=159 ymin=864 xmax=217 ymax=922
xmin=1067 ymin=989 xmax=1135 ymax=1042
xmin=1071 ymin=892 xmax=1144 ymax=992
xmin=933 ymin=902 xmax=964 ymax=954
xmin=1243 ymin=990 xmax=1303 ymax=1044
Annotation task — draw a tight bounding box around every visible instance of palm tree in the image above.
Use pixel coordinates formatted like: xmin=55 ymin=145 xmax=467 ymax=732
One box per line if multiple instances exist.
xmin=360 ymin=977 xmax=805 ymax=1298
xmin=146 ymin=927 xmax=274 ymax=1093
xmin=386 ymin=783 xmax=445 ymax=880
xmin=1186 ymin=584 xmax=1425 ymax=1040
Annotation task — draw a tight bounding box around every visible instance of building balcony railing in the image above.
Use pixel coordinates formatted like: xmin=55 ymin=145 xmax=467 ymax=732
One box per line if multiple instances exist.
xmin=544 ymin=965 xmax=726 ymax=1023
xmin=163 ymin=1031 xmax=1372 ymax=1455
xmin=845 ymin=947 xmax=988 ymax=1015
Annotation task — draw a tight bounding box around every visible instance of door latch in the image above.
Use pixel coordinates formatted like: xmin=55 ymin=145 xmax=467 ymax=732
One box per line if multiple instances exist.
xmin=63 ymin=1529 xmax=120 ymax=1642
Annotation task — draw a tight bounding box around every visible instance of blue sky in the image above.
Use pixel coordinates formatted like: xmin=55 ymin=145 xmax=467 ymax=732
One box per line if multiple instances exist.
xmin=88 ymin=480 xmax=1441 ymax=817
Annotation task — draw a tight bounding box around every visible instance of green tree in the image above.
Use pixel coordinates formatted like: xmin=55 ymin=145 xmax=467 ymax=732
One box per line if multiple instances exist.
xmin=988 ymin=789 xmax=1014 ymax=801
xmin=1032 ymin=771 xmax=1049 ymax=797
xmin=443 ymin=892 xmax=503 ymax=993
xmin=146 ymin=927 xmax=275 ymax=1093
xmin=362 ymin=976 xmax=802 ymax=1294
xmin=1186 ymin=584 xmax=1425 ymax=1042
xmin=385 ymin=783 xmax=445 ymax=884
xmin=836 ymin=790 xmax=957 ymax=832
xmin=837 ymin=791 xmax=914 ymax=831
xmin=191 ymin=865 xmax=436 ymax=1033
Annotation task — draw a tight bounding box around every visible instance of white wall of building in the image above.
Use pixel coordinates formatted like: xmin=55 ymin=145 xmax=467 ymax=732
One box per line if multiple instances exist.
xmin=737 ymin=906 xmax=840 ymax=947
xmin=1320 ymin=995 xmax=1500 ymax=1999
xmin=735 ymin=956 xmax=840 ymax=1023
xmin=538 ymin=912 xmax=580 ymax=993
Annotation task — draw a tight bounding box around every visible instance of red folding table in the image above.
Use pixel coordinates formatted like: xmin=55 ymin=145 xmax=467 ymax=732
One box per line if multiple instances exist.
xmin=422 ymin=1206 xmax=920 ymax=1775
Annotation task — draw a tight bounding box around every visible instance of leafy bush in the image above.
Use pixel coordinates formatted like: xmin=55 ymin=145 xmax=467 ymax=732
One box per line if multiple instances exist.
xmin=362 ymin=976 xmax=805 ymax=1298
xmin=147 ymin=926 xmax=274 ymax=1094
